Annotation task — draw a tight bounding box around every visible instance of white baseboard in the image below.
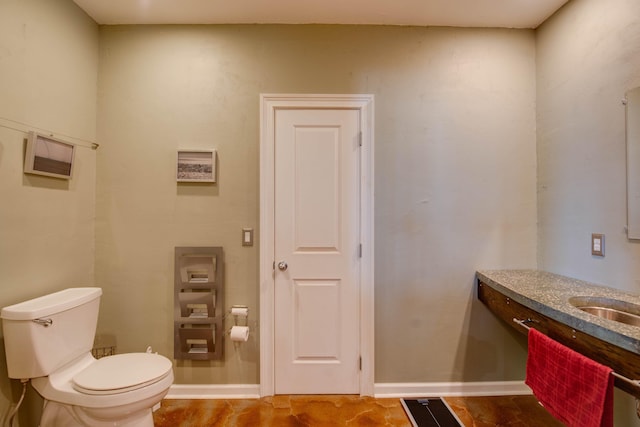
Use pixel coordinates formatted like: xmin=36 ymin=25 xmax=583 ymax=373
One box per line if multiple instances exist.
xmin=166 ymin=384 xmax=261 ymax=399
xmin=374 ymin=381 xmax=532 ymax=398
xmin=165 ymin=381 xmax=530 ymax=400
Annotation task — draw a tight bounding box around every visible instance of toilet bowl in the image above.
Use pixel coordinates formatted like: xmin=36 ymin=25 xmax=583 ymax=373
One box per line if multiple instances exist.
xmin=0 ymin=288 xmax=175 ymax=427
xmin=33 ymin=352 xmax=174 ymax=426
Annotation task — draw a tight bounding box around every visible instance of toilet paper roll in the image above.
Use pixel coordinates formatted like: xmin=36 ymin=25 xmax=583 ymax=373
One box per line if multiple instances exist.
xmin=231 ymin=306 xmax=249 ymax=317
xmin=230 ymin=326 xmax=250 ymax=342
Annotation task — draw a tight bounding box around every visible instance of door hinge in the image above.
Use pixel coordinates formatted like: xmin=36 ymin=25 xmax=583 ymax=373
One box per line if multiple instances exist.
xmin=358 ymin=131 xmax=363 ymax=147
xmin=358 ymin=244 xmax=362 ymax=258
xmin=359 ymin=356 xmax=362 ymax=371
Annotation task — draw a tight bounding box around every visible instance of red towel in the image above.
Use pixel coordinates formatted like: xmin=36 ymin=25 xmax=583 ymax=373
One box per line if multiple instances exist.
xmin=525 ymin=328 xmax=613 ymax=427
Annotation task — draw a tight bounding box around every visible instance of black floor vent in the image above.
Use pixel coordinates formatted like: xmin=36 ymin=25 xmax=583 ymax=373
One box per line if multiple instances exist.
xmin=401 ymin=398 xmax=463 ymax=427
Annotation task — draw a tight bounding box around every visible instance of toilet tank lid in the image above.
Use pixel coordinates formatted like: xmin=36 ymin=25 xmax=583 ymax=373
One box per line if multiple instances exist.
xmin=1 ymin=288 xmax=102 ymax=320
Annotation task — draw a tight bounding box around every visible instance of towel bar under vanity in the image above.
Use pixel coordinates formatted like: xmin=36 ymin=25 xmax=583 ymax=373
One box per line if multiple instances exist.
xmin=478 ymin=281 xmax=640 ymax=400
xmin=513 ymin=317 xmax=640 ymax=393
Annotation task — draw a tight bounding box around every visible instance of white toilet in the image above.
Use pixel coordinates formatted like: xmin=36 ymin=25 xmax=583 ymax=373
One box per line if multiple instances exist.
xmin=0 ymin=287 xmax=174 ymax=427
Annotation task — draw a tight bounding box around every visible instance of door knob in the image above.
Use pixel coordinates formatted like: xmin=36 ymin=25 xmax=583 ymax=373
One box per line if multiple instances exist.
xmin=278 ymin=261 xmax=288 ymax=271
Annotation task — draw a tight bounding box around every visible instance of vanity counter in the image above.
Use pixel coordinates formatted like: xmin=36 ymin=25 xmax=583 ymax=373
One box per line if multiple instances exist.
xmin=476 ymin=269 xmax=640 ymax=355
xmin=477 ymin=270 xmax=640 ymax=397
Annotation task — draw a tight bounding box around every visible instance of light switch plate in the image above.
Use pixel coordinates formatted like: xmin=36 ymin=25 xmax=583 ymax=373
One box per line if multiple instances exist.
xmin=242 ymin=228 xmax=253 ymax=246
xmin=592 ymin=233 xmax=604 ymax=256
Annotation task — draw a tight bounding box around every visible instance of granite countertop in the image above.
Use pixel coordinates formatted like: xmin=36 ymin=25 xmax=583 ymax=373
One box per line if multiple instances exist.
xmin=476 ymin=270 xmax=640 ymax=355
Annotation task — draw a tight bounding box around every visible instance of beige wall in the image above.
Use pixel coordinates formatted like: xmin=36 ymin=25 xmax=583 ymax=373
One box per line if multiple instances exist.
xmin=537 ymin=0 xmax=640 ymax=287
xmin=3 ymin=0 xmax=640 ymax=422
xmin=96 ymin=25 xmax=537 ymax=385
xmin=0 ymin=0 xmax=98 ymax=424
xmin=9 ymin=0 xmax=640 ymax=422
xmin=537 ymin=0 xmax=640 ymax=424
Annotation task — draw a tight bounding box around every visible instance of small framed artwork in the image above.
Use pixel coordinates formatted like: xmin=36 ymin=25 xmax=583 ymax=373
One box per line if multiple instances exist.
xmin=177 ymin=149 xmax=216 ymax=183
xmin=24 ymin=131 xmax=75 ymax=180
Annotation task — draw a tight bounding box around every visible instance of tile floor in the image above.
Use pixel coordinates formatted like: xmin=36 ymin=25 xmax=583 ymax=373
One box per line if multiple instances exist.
xmin=153 ymin=394 xmax=564 ymax=426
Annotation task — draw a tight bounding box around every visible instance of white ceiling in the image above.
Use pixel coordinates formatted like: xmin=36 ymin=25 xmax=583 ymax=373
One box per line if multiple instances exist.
xmin=72 ymin=0 xmax=570 ymax=28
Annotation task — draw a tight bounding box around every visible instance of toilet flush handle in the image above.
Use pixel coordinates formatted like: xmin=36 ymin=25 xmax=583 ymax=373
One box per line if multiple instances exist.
xmin=32 ymin=318 xmax=53 ymax=327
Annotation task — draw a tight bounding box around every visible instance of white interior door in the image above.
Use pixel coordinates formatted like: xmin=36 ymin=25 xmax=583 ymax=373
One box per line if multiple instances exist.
xmin=273 ymin=108 xmax=361 ymax=394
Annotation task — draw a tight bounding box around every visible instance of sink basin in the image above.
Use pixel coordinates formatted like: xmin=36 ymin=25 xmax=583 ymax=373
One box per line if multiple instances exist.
xmin=569 ymin=296 xmax=640 ymax=327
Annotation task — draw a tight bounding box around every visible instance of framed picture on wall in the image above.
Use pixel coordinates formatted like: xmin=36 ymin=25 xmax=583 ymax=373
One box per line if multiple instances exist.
xmin=177 ymin=149 xmax=216 ymax=183
xmin=24 ymin=131 xmax=75 ymax=180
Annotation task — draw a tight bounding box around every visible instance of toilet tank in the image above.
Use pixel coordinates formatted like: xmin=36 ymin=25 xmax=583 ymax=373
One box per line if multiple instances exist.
xmin=1 ymin=288 xmax=102 ymax=379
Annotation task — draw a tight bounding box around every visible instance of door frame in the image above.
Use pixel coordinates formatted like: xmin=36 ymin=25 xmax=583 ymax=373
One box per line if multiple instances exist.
xmin=259 ymin=94 xmax=375 ymax=396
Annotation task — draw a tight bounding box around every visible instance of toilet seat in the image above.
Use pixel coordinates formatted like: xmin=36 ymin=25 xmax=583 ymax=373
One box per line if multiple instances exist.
xmin=72 ymin=353 xmax=172 ymax=395
xmin=32 ymin=352 xmax=174 ymax=409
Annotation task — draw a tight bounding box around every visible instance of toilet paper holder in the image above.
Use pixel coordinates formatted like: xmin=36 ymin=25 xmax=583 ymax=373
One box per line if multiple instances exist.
xmin=230 ymin=305 xmax=249 ymax=325
xmin=226 ymin=306 xmax=250 ymax=342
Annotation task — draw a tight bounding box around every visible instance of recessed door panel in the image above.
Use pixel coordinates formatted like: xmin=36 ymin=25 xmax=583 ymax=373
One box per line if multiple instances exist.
xmin=293 ymin=279 xmax=340 ymax=360
xmin=294 ymin=126 xmax=340 ymax=252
